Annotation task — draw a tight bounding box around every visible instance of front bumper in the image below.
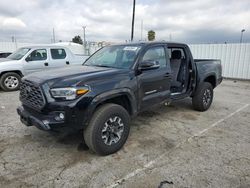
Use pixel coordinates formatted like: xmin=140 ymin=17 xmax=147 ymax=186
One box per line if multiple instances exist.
xmin=17 ymin=106 xmax=68 ymax=131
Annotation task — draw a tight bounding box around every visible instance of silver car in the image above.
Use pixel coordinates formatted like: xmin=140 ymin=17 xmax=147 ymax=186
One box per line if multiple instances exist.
xmin=0 ymin=45 xmax=88 ymax=91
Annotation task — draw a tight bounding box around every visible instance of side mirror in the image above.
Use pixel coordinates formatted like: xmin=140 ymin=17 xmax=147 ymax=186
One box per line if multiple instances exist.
xmin=139 ymin=60 xmax=160 ymax=70
xmin=25 ymin=56 xmax=32 ymax=62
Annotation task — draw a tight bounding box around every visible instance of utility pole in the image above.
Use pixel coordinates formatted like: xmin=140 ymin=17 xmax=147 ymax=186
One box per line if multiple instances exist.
xmin=82 ymin=26 xmax=86 ymax=54
xmin=131 ymin=0 xmax=136 ymax=42
xmin=240 ymin=29 xmax=245 ymax=43
xmin=14 ymin=37 xmax=17 ymax=49
xmin=53 ymin=28 xmax=56 ymax=43
xmin=140 ymin=20 xmax=143 ymax=41
xmin=169 ymin=34 xmax=172 ymax=41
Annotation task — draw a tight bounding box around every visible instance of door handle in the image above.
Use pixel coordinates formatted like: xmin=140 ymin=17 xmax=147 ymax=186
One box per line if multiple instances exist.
xmin=66 ymin=61 xmax=70 ymax=65
xmin=44 ymin=62 xmax=49 ymax=66
xmin=164 ymin=73 xmax=171 ymax=77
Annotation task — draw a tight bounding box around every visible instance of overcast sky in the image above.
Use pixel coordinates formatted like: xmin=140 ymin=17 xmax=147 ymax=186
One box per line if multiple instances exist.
xmin=0 ymin=0 xmax=249 ymax=44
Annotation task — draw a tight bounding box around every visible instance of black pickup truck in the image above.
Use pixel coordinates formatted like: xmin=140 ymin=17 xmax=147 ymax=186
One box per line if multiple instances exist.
xmin=17 ymin=42 xmax=222 ymax=155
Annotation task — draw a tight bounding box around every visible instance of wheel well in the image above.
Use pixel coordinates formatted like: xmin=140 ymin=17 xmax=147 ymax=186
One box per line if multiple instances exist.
xmin=0 ymin=71 xmax=23 ymax=78
xmin=97 ymin=95 xmax=132 ymax=115
xmin=204 ymin=76 xmax=216 ymax=88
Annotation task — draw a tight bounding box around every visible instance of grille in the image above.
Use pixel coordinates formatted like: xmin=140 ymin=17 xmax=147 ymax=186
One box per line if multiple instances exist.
xmin=20 ymin=80 xmax=45 ymax=110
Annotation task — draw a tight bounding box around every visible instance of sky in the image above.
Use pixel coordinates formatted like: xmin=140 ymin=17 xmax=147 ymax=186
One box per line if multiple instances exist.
xmin=0 ymin=0 xmax=249 ymax=44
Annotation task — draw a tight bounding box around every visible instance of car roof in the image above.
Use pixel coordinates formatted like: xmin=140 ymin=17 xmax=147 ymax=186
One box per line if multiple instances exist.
xmin=18 ymin=45 xmax=67 ymax=49
xmin=111 ymin=41 xmax=187 ymax=47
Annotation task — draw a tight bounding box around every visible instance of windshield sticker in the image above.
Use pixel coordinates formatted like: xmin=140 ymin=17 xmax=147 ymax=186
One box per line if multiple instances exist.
xmin=123 ymin=46 xmax=138 ymax=51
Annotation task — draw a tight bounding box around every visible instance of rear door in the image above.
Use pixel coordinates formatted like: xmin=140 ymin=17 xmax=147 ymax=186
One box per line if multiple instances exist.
xmin=137 ymin=45 xmax=172 ymax=111
xmin=48 ymin=48 xmax=70 ymax=69
xmin=23 ymin=48 xmax=49 ymax=74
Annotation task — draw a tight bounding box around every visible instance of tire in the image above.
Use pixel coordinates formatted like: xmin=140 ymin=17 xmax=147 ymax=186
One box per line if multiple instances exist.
xmin=84 ymin=103 xmax=130 ymax=155
xmin=192 ymin=82 xmax=213 ymax=112
xmin=0 ymin=72 xmax=21 ymax=91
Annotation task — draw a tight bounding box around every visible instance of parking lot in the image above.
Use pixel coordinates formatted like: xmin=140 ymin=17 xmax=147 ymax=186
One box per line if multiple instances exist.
xmin=0 ymin=79 xmax=249 ymax=188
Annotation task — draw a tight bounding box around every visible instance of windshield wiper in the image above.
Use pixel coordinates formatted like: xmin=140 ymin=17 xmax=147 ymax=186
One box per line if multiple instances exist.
xmin=93 ymin=64 xmax=115 ymax=68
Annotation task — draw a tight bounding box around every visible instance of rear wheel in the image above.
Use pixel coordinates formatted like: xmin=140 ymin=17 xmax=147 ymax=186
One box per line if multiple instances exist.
xmin=0 ymin=72 xmax=21 ymax=91
xmin=192 ymin=82 xmax=213 ymax=111
xmin=84 ymin=103 xmax=130 ymax=155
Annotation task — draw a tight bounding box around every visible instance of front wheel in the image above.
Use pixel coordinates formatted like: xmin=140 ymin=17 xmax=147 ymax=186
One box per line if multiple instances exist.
xmin=0 ymin=72 xmax=21 ymax=91
xmin=192 ymin=82 xmax=214 ymax=111
xmin=84 ymin=103 xmax=130 ymax=155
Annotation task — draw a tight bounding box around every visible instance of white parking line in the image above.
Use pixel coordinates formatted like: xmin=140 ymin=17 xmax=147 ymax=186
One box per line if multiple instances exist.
xmin=192 ymin=103 xmax=249 ymax=138
xmin=214 ymin=99 xmax=246 ymax=105
xmin=106 ymin=103 xmax=250 ymax=188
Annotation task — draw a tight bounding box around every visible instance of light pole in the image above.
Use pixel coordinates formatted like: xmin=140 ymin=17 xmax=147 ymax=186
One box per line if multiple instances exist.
xmin=53 ymin=28 xmax=56 ymax=43
xmin=240 ymin=29 xmax=245 ymax=43
xmin=82 ymin=26 xmax=86 ymax=54
xmin=140 ymin=20 xmax=143 ymax=41
xmin=131 ymin=0 xmax=136 ymax=42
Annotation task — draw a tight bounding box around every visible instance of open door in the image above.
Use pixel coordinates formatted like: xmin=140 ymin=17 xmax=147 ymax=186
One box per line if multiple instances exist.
xmin=137 ymin=45 xmax=172 ymax=111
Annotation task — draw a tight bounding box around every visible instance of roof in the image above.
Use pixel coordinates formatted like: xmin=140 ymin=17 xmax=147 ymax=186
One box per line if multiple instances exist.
xmin=54 ymin=42 xmax=83 ymax=46
xmin=111 ymin=41 xmax=187 ymax=46
xmin=18 ymin=44 xmax=68 ymax=49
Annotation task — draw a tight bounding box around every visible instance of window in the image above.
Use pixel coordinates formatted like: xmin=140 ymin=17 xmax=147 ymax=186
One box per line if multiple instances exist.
xmin=27 ymin=49 xmax=47 ymax=61
xmin=142 ymin=46 xmax=168 ymax=67
xmin=98 ymin=48 xmax=117 ymax=64
xmin=51 ymin=49 xmax=66 ymax=59
xmin=168 ymin=48 xmax=186 ymax=59
xmin=8 ymin=48 xmax=30 ymax=60
xmin=84 ymin=45 xmax=141 ymax=69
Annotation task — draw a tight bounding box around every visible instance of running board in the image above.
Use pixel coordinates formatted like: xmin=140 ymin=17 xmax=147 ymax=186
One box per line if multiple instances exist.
xmin=170 ymin=92 xmax=182 ymax=96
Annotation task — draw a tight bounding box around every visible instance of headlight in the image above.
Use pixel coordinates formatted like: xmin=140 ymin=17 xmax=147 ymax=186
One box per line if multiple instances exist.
xmin=50 ymin=86 xmax=90 ymax=100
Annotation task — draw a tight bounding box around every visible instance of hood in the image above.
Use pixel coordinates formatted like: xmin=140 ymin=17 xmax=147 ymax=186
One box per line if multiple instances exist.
xmin=24 ymin=65 xmax=129 ymax=87
xmin=0 ymin=58 xmax=12 ymax=63
xmin=0 ymin=59 xmax=21 ymax=71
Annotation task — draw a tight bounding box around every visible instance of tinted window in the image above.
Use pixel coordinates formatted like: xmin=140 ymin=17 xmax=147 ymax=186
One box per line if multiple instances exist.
xmin=51 ymin=49 xmax=66 ymax=59
xmin=142 ymin=46 xmax=167 ymax=67
xmin=27 ymin=49 xmax=47 ymax=61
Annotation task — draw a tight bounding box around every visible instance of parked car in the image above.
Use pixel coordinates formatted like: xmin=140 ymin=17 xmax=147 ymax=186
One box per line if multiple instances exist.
xmin=0 ymin=45 xmax=88 ymax=91
xmin=17 ymin=42 xmax=222 ymax=155
xmin=0 ymin=52 xmax=12 ymax=58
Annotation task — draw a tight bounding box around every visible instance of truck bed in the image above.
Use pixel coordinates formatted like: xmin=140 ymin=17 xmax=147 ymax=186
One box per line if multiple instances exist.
xmin=194 ymin=59 xmax=221 ymax=64
xmin=194 ymin=59 xmax=222 ymax=88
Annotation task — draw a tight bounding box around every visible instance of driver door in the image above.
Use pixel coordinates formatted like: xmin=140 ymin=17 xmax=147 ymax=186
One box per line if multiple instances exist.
xmin=137 ymin=45 xmax=172 ymax=111
xmin=23 ymin=49 xmax=49 ymax=75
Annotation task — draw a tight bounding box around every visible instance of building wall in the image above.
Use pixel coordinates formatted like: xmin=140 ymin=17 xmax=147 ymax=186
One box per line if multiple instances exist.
xmin=1 ymin=42 xmax=249 ymax=79
xmin=189 ymin=43 xmax=250 ymax=79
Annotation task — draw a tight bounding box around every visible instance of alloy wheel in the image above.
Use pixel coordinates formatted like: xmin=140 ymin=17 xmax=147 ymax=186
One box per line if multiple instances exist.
xmin=101 ymin=116 xmax=124 ymax=146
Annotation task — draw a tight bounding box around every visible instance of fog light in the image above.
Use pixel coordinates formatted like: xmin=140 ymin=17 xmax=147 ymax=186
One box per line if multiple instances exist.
xmin=42 ymin=120 xmax=51 ymax=130
xmin=43 ymin=120 xmax=50 ymax=125
xmin=55 ymin=112 xmax=65 ymax=121
xmin=59 ymin=113 xmax=65 ymax=120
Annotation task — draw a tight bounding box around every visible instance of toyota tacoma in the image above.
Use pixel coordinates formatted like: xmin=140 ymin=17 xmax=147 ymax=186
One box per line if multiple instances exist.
xmin=17 ymin=42 xmax=222 ymax=155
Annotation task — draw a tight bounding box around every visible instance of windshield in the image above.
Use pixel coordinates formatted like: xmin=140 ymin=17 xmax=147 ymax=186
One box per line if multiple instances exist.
xmin=84 ymin=45 xmax=141 ymax=69
xmin=7 ymin=48 xmax=30 ymax=60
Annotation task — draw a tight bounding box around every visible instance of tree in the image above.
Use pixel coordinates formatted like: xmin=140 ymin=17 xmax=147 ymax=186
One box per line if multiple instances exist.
xmin=148 ymin=30 xmax=156 ymax=41
xmin=72 ymin=35 xmax=83 ymax=44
